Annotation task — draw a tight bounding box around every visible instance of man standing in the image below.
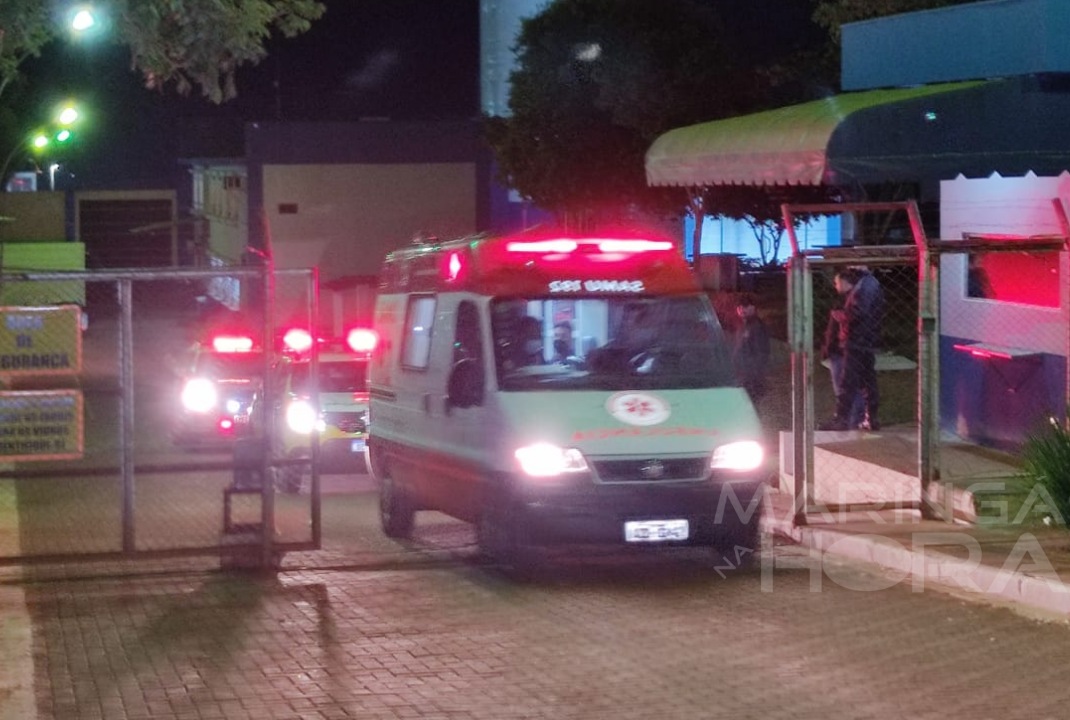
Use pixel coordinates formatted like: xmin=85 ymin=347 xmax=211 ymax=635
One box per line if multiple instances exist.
xmin=819 ymin=267 xmax=884 ymax=431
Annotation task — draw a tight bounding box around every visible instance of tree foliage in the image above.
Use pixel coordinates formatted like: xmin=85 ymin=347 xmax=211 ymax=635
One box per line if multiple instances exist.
xmin=487 ymin=0 xmax=982 ymax=247
xmin=0 ymin=0 xmax=325 ymax=105
xmin=0 ymin=0 xmax=52 ymax=101
xmin=485 ymin=0 xmax=742 ymax=228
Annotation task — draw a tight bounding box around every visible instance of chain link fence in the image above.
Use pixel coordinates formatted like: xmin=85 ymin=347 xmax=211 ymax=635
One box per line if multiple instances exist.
xmin=776 ymin=200 xmax=1070 ymax=523
xmin=0 ymin=266 xmax=322 ymax=570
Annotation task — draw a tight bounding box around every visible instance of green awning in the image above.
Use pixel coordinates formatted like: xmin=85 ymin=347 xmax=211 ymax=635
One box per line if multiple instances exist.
xmin=645 ymin=78 xmax=1070 ymax=187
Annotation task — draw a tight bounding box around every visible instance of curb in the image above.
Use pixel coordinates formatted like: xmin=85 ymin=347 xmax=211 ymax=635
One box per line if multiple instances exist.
xmin=761 ymin=492 xmax=1070 ymax=619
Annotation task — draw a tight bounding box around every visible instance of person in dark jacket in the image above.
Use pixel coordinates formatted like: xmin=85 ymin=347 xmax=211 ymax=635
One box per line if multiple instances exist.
xmin=821 ymin=271 xmax=865 ymax=428
xmin=733 ymin=295 xmax=771 ymax=404
xmin=819 ymin=267 xmax=884 ymax=431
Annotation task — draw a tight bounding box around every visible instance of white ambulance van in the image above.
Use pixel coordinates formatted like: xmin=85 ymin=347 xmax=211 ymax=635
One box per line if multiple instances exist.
xmin=366 ymin=229 xmax=766 ymax=569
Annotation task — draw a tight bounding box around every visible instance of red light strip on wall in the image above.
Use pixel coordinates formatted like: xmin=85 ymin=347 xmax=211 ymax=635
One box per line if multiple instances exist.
xmin=952 ymin=343 xmax=1012 ymax=360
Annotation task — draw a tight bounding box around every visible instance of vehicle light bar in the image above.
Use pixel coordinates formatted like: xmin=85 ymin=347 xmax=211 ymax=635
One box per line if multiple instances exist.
xmin=283 ymin=328 xmax=314 ymax=353
xmin=506 ymin=239 xmax=578 ymax=254
xmin=504 ymin=237 xmax=674 ymax=255
xmin=597 ymin=239 xmax=674 ymax=253
xmin=212 ymin=335 xmax=255 ymax=353
xmin=346 ymin=328 xmax=378 ymax=353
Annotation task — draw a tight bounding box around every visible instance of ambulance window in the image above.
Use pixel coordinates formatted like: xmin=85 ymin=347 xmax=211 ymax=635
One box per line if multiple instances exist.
xmin=401 ymin=296 xmax=436 ymax=369
xmin=453 ymin=301 xmax=483 ymax=366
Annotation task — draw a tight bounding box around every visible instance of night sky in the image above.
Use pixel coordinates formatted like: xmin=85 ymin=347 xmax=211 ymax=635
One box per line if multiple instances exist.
xmin=12 ymin=0 xmax=819 ymax=191
xmin=15 ymin=0 xmax=481 ymax=189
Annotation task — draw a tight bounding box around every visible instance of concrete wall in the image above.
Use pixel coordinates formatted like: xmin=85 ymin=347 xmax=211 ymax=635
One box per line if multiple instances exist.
xmin=0 ymin=192 xmax=66 ymax=242
xmin=938 ymin=172 xmax=1070 ymax=448
xmin=939 ymin=172 xmax=1069 ymax=355
xmin=261 ymin=163 xmax=478 ymax=282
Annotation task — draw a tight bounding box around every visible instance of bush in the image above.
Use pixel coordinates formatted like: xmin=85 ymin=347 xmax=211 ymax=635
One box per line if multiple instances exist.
xmin=1019 ymin=414 xmax=1070 ymax=527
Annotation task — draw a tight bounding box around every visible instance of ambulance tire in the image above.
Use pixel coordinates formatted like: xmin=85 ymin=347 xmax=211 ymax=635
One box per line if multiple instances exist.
xmin=709 ymin=506 xmax=764 ymax=572
xmin=379 ymin=469 xmax=415 ymax=539
xmin=476 ymin=492 xmax=538 ymax=579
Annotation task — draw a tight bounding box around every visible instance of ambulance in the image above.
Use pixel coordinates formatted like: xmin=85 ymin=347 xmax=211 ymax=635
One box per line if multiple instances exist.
xmin=266 ymin=328 xmax=375 ymax=492
xmin=366 ymin=229 xmax=767 ymax=569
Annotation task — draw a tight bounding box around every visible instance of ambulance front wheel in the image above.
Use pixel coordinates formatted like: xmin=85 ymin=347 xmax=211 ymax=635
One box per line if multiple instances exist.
xmin=379 ymin=468 xmax=414 ymax=539
xmin=476 ymin=491 xmax=537 ymax=577
xmin=709 ymin=507 xmax=764 ymax=572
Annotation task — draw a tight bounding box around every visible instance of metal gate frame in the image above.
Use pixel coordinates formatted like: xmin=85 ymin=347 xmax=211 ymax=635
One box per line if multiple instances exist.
xmin=782 ymin=199 xmax=1070 ymax=526
xmin=0 ymin=265 xmax=321 ymax=571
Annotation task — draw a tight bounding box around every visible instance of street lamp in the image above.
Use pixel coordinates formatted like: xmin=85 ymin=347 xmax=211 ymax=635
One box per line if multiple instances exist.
xmin=1 ymin=102 xmax=84 ymax=191
xmin=71 ymin=9 xmax=96 ymax=32
xmin=67 ymin=5 xmax=106 ymax=41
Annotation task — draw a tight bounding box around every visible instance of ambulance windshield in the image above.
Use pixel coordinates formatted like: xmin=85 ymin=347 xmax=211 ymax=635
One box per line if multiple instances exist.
xmin=491 ymin=295 xmax=734 ymax=391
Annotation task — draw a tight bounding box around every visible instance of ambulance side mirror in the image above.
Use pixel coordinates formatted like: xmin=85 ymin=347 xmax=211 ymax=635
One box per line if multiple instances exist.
xmin=447 ymin=358 xmax=484 ymax=410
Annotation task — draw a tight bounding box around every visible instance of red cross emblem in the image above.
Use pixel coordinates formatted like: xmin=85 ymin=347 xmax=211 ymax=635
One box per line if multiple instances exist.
xmin=623 ymin=396 xmax=654 ymax=417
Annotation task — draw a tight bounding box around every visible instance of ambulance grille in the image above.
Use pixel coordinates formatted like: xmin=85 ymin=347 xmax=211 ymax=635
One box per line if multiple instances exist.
xmin=592 ymin=457 xmax=709 ymax=483
xmin=326 ymin=412 xmax=365 ymax=434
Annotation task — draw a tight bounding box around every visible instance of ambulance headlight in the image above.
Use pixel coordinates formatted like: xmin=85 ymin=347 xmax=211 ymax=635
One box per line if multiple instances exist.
xmin=514 ymin=443 xmax=589 ymax=477
xmin=286 ymin=400 xmax=319 ymax=435
xmin=710 ymin=441 xmax=764 ymax=472
xmin=181 ymin=378 xmax=217 ymax=413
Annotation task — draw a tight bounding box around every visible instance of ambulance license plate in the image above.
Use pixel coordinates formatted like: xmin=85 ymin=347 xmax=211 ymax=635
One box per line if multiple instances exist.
xmin=624 ymin=519 xmax=689 ymax=542
xmin=350 ymin=439 xmax=366 ymax=453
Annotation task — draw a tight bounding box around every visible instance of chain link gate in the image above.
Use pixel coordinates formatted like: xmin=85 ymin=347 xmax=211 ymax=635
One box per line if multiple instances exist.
xmin=781 ymin=200 xmax=1070 ymax=525
xmin=0 ymin=265 xmax=322 ymax=571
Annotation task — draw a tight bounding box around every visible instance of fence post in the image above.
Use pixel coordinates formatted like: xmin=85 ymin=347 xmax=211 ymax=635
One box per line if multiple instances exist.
xmin=783 ymin=205 xmax=812 ymax=525
xmin=908 ymin=201 xmax=943 ymax=520
xmin=119 ymin=278 xmax=136 ymax=552
xmin=787 ymin=255 xmax=812 ymax=524
xmin=1052 ymin=198 xmax=1070 ymax=430
xmin=260 ymin=262 xmax=277 ymax=570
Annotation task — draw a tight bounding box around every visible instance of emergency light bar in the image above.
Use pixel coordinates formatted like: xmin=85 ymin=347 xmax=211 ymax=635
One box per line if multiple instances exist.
xmin=504 ymin=238 xmax=674 ymax=255
xmin=211 ymin=335 xmax=256 ymax=353
xmin=283 ymin=328 xmax=315 ymax=354
xmin=346 ymin=328 xmax=378 ymax=353
xmin=506 ymin=239 xmax=578 ymax=254
xmin=281 ymin=327 xmax=378 ymax=355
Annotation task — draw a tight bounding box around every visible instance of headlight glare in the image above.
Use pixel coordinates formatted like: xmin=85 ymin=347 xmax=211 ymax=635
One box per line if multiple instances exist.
xmin=514 ymin=443 xmax=588 ymax=477
xmin=711 ymin=441 xmax=764 ymax=472
xmin=181 ymin=378 xmax=217 ymax=413
xmin=286 ymin=400 xmax=319 ymax=435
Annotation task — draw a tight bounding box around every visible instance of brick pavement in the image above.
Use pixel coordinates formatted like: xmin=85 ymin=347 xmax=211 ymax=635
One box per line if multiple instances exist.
xmin=3 ymin=476 xmax=1070 ymax=719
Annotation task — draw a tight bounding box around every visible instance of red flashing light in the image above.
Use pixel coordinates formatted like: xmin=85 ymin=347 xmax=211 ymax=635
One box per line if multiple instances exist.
xmin=504 ymin=237 xmax=673 ymax=256
xmin=346 ymin=328 xmax=378 ymax=353
xmin=597 ymin=239 xmax=674 ymax=253
xmin=283 ymin=327 xmax=314 ymax=354
xmin=218 ymin=417 xmax=235 ymax=433
xmin=507 ymin=239 xmax=578 ymax=254
xmin=953 ymin=343 xmax=1013 ymax=360
xmin=446 ymin=251 xmax=464 ymax=282
xmin=212 ymin=335 xmax=255 ymax=353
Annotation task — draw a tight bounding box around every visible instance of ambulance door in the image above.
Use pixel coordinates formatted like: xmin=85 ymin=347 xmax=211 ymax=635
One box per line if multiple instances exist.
xmin=432 ymin=299 xmax=488 ymax=521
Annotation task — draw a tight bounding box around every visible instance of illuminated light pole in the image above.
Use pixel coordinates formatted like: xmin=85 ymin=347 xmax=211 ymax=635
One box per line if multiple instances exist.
xmin=0 ymin=102 xmax=84 ymax=191
xmin=71 ymin=9 xmax=96 ymax=32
